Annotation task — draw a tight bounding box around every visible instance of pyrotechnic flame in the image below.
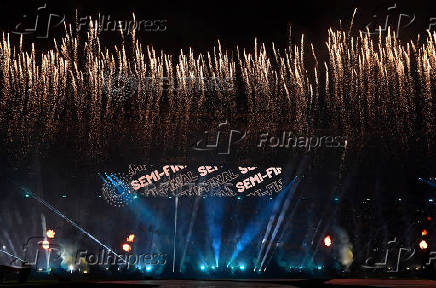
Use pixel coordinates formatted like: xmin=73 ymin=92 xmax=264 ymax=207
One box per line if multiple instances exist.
xmin=126 ymin=234 xmax=135 ymax=242
xmin=419 ymin=239 xmax=428 ymax=250
xmin=46 ymin=229 xmax=56 ymax=239
xmin=42 ymin=240 xmax=50 ymax=250
xmin=324 ymin=235 xmax=332 ymax=247
xmin=122 ymin=243 xmax=132 ymax=252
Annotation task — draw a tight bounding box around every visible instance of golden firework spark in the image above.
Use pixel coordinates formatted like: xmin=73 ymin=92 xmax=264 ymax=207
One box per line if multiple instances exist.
xmin=0 ymin=15 xmax=434 ymax=158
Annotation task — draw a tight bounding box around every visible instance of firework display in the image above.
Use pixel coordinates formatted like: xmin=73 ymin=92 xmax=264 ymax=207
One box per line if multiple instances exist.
xmin=0 ymin=3 xmax=436 ymax=286
xmin=0 ymin=17 xmax=434 ymax=159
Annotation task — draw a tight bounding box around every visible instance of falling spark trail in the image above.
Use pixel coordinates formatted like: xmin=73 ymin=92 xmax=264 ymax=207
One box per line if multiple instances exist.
xmin=254 ymin=176 xmax=300 ymax=270
xmin=264 ymin=197 xmax=303 ymax=270
xmin=308 ymin=146 xmax=349 ymax=263
xmin=179 ymin=197 xmax=200 ymax=272
xmin=0 ymin=17 xmax=433 ymax=158
xmin=259 ymin=176 xmax=302 ymax=270
xmin=23 ymin=189 xmax=126 ymax=263
xmin=41 ymin=214 xmax=49 ymax=271
xmin=173 ymin=196 xmax=179 ymax=273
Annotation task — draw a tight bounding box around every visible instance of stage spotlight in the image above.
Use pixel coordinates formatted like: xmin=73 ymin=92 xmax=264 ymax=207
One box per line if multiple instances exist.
xmin=239 ymin=265 xmax=246 ymax=271
xmin=422 ymin=229 xmax=428 ymax=236
xmin=46 ymin=229 xmax=56 ymax=239
xmin=122 ymin=243 xmax=132 ymax=252
xmin=145 ymin=266 xmax=152 ymax=272
xmin=427 ymin=216 xmax=432 ymax=221
xmin=419 ymin=240 xmax=428 ymax=250
xmin=126 ymin=234 xmax=135 ymax=242
xmin=200 ymin=265 xmax=206 ymax=271
xmin=68 ymin=265 xmax=74 ymax=273
xmin=324 ymin=235 xmax=332 ymax=247
xmin=42 ymin=240 xmax=50 ymax=250
xmin=317 ymin=265 xmax=323 ymax=270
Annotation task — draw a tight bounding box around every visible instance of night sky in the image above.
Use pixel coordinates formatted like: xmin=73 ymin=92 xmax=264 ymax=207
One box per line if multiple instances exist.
xmin=0 ymin=0 xmax=433 ymax=51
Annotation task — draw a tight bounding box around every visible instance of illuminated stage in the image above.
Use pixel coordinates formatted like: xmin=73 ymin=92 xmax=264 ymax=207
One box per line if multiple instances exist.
xmin=0 ymin=1 xmax=435 ymax=286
